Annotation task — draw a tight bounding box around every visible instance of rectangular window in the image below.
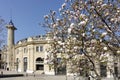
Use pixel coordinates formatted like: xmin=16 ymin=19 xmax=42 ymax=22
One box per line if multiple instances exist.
xmin=17 ymin=49 xmax=19 ymax=54
xmin=36 ymin=46 xmax=43 ymax=52
xmin=36 ymin=46 xmax=39 ymax=52
xmin=24 ymin=48 xmax=27 ymax=53
xmin=36 ymin=65 xmax=44 ymax=70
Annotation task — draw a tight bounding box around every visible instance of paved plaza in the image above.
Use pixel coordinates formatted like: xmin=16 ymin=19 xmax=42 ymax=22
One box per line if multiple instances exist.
xmin=0 ymin=70 xmax=116 ymax=80
xmin=0 ymin=76 xmax=115 ymax=80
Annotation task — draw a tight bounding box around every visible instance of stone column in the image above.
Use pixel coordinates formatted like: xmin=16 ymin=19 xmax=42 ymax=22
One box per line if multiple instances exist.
xmin=6 ymin=20 xmax=17 ymax=71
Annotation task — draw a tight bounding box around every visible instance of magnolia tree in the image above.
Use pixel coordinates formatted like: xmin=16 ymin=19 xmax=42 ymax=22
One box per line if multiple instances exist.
xmin=43 ymin=0 xmax=120 ymax=80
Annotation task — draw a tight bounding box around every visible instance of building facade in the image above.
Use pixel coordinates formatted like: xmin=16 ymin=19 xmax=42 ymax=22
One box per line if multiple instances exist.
xmin=2 ymin=20 xmax=64 ymax=75
xmin=0 ymin=21 xmax=120 ymax=78
xmin=14 ymin=35 xmax=55 ymax=74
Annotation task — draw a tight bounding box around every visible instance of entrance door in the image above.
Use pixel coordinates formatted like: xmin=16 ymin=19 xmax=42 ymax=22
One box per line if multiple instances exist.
xmin=100 ymin=64 xmax=107 ymax=77
xmin=56 ymin=58 xmax=66 ymax=75
xmin=16 ymin=58 xmax=19 ymax=71
xmin=114 ymin=63 xmax=118 ymax=77
xmin=57 ymin=66 xmax=66 ymax=75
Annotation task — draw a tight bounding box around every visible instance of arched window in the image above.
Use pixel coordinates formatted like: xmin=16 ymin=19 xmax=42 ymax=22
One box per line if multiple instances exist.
xmin=36 ymin=57 xmax=44 ymax=63
xmin=23 ymin=57 xmax=27 ymax=72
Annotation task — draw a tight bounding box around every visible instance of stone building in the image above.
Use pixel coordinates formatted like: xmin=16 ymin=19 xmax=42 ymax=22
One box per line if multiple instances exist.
xmin=1 ymin=20 xmax=66 ymax=75
xmin=0 ymin=20 xmax=120 ymax=78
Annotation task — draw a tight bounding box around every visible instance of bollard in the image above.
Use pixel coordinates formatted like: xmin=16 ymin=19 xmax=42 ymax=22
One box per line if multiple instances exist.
xmin=33 ymin=71 xmax=35 ymax=77
xmin=1 ymin=71 xmax=3 ymax=75
xmin=26 ymin=73 xmax=28 ymax=77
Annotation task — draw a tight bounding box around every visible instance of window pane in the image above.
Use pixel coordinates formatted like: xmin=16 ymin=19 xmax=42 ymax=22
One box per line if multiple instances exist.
xmin=36 ymin=46 xmax=39 ymax=52
xmin=40 ymin=46 xmax=43 ymax=52
xmin=36 ymin=65 xmax=44 ymax=70
xmin=24 ymin=48 xmax=27 ymax=53
xmin=24 ymin=57 xmax=27 ymax=62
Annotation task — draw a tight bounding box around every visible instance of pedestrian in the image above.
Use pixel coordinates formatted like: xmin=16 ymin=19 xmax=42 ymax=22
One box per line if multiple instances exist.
xmin=88 ymin=76 xmax=91 ymax=80
xmin=33 ymin=71 xmax=35 ymax=77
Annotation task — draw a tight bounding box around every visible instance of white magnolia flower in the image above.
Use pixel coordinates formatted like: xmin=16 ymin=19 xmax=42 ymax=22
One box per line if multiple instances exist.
xmin=80 ymin=14 xmax=86 ymax=19
xmin=101 ymin=32 xmax=107 ymax=37
xmin=90 ymin=6 xmax=95 ymax=9
xmin=110 ymin=18 xmax=115 ymax=22
xmin=62 ymin=3 xmax=66 ymax=9
xmin=117 ymin=17 xmax=120 ymax=22
xmin=74 ymin=55 xmax=77 ymax=59
xmin=117 ymin=50 xmax=120 ymax=54
xmin=97 ymin=0 xmax=103 ymax=5
xmin=92 ymin=29 xmax=95 ymax=32
xmin=59 ymin=8 xmax=62 ymax=12
xmin=53 ymin=24 xmax=56 ymax=28
xmin=58 ymin=41 xmax=62 ymax=44
xmin=103 ymin=47 xmax=108 ymax=51
xmin=74 ymin=46 xmax=78 ymax=50
xmin=73 ymin=37 xmax=77 ymax=40
xmin=53 ymin=36 xmax=58 ymax=40
xmin=66 ymin=55 xmax=69 ymax=59
xmin=105 ymin=12 xmax=109 ymax=16
xmin=61 ymin=42 xmax=65 ymax=46
xmin=70 ymin=23 xmax=75 ymax=28
xmin=44 ymin=15 xmax=49 ymax=19
xmin=100 ymin=39 xmax=103 ymax=42
xmin=91 ymin=39 xmax=97 ymax=43
xmin=92 ymin=26 xmax=94 ymax=28
xmin=101 ymin=4 xmax=107 ymax=8
xmin=92 ymin=47 xmax=95 ymax=50
xmin=85 ymin=18 xmax=88 ymax=22
xmin=78 ymin=21 xmax=87 ymax=26
xmin=117 ymin=9 xmax=120 ymax=13
xmin=67 ymin=42 xmax=70 ymax=45
xmin=66 ymin=10 xmax=70 ymax=14
xmin=56 ymin=19 xmax=60 ymax=22
xmin=68 ymin=28 xmax=72 ymax=34
xmin=82 ymin=33 xmax=85 ymax=37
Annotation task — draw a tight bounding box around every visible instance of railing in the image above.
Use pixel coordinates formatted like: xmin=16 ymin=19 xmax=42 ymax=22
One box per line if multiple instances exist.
xmin=36 ymin=61 xmax=44 ymax=63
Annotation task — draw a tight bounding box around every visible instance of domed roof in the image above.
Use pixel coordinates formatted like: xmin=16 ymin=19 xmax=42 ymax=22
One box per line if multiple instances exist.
xmin=9 ymin=19 xmax=14 ymax=26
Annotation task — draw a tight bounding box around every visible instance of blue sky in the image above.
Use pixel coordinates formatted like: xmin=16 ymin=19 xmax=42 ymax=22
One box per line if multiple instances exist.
xmin=0 ymin=0 xmax=64 ymax=43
